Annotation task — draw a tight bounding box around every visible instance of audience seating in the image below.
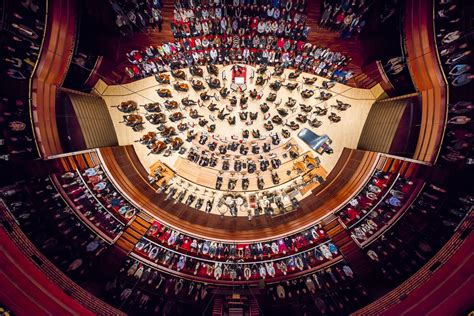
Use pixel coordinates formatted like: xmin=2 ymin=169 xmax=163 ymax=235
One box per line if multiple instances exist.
xmin=434 ymin=0 xmax=474 ymax=167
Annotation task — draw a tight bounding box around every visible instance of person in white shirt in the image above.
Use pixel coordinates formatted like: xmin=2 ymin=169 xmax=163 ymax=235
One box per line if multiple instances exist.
xmin=193 ymin=52 xmax=200 ymax=63
xmin=195 ymin=38 xmax=202 ymax=49
xmin=202 ymin=37 xmax=210 ymax=49
xmin=210 ymin=48 xmax=218 ymax=62
xmin=195 ymin=21 xmax=202 ymax=34
xmin=257 ymin=21 xmax=265 ymax=34
xmin=202 ymin=21 xmax=209 ymax=35
xmin=282 ymin=52 xmax=290 ymax=66
xmin=220 ymin=18 xmax=227 ymax=33
xmin=267 ymin=7 xmax=274 ymax=18
xmin=268 ymin=51 xmax=276 ymax=64
xmin=243 ymin=48 xmax=250 ymax=61
xmin=265 ymin=21 xmax=272 ymax=34
xmin=162 ymin=43 xmax=171 ymax=55
xmin=202 ymin=9 xmax=209 ymax=20
xmin=274 ymin=8 xmax=280 ymax=19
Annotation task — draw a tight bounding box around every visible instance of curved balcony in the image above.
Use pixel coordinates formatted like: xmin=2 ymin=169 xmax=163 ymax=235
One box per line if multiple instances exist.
xmin=31 ymin=0 xmax=76 ymax=157
xmin=404 ymin=0 xmax=448 ymax=163
xmin=97 ymin=145 xmax=380 ymax=241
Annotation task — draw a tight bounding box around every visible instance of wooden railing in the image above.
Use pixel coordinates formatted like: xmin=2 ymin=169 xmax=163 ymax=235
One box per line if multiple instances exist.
xmin=404 ymin=0 xmax=447 ymax=163
xmin=96 ymin=146 xmax=379 ymax=241
xmin=32 ymin=0 xmax=76 ymax=157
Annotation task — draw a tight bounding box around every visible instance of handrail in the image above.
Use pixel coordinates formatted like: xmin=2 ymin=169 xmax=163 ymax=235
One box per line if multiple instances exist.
xmin=136 ymin=235 xmax=336 ymax=265
xmin=431 ymin=0 xmax=450 ymax=165
xmin=27 ymin=0 xmax=49 ymax=157
xmin=171 ymin=151 xmax=322 ymax=193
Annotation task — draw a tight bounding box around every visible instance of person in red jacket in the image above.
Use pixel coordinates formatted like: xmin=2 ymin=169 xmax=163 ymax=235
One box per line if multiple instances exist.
xmin=277 ymin=37 xmax=285 ymax=50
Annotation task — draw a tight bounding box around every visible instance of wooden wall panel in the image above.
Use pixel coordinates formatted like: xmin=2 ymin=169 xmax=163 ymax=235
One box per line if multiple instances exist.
xmin=404 ymin=0 xmax=447 ymax=163
xmin=32 ymin=0 xmax=76 ymax=157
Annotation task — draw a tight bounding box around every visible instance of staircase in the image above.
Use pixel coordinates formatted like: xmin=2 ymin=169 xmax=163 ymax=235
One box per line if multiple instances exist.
xmin=305 ymin=0 xmax=369 ymax=87
xmin=353 ymin=71 xmax=379 ymax=89
xmin=249 ymin=297 xmax=260 ymax=316
xmin=324 ymin=218 xmax=374 ymax=281
xmin=306 ymin=0 xmax=322 ymax=25
xmin=212 ymin=298 xmax=224 ymax=316
xmin=114 ymin=216 xmax=151 ymax=254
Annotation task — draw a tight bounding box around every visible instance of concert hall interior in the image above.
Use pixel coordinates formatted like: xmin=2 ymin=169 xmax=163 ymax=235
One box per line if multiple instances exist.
xmin=0 ymin=0 xmax=473 ymax=315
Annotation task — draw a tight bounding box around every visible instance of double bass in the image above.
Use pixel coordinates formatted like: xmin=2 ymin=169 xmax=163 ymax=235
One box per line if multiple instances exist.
xmin=113 ymin=100 xmax=138 ymax=113
xmin=120 ymin=114 xmax=144 ymax=131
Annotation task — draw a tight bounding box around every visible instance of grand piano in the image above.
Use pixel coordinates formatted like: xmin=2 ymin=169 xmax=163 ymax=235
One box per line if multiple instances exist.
xmin=298 ymin=128 xmax=334 ymax=155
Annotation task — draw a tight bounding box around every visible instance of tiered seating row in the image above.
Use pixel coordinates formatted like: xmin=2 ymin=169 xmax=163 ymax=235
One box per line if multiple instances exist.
xmin=131 ymin=240 xmax=343 ymax=285
xmin=350 ymin=179 xmax=425 ymax=248
xmin=51 ymin=174 xmax=124 ymax=243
